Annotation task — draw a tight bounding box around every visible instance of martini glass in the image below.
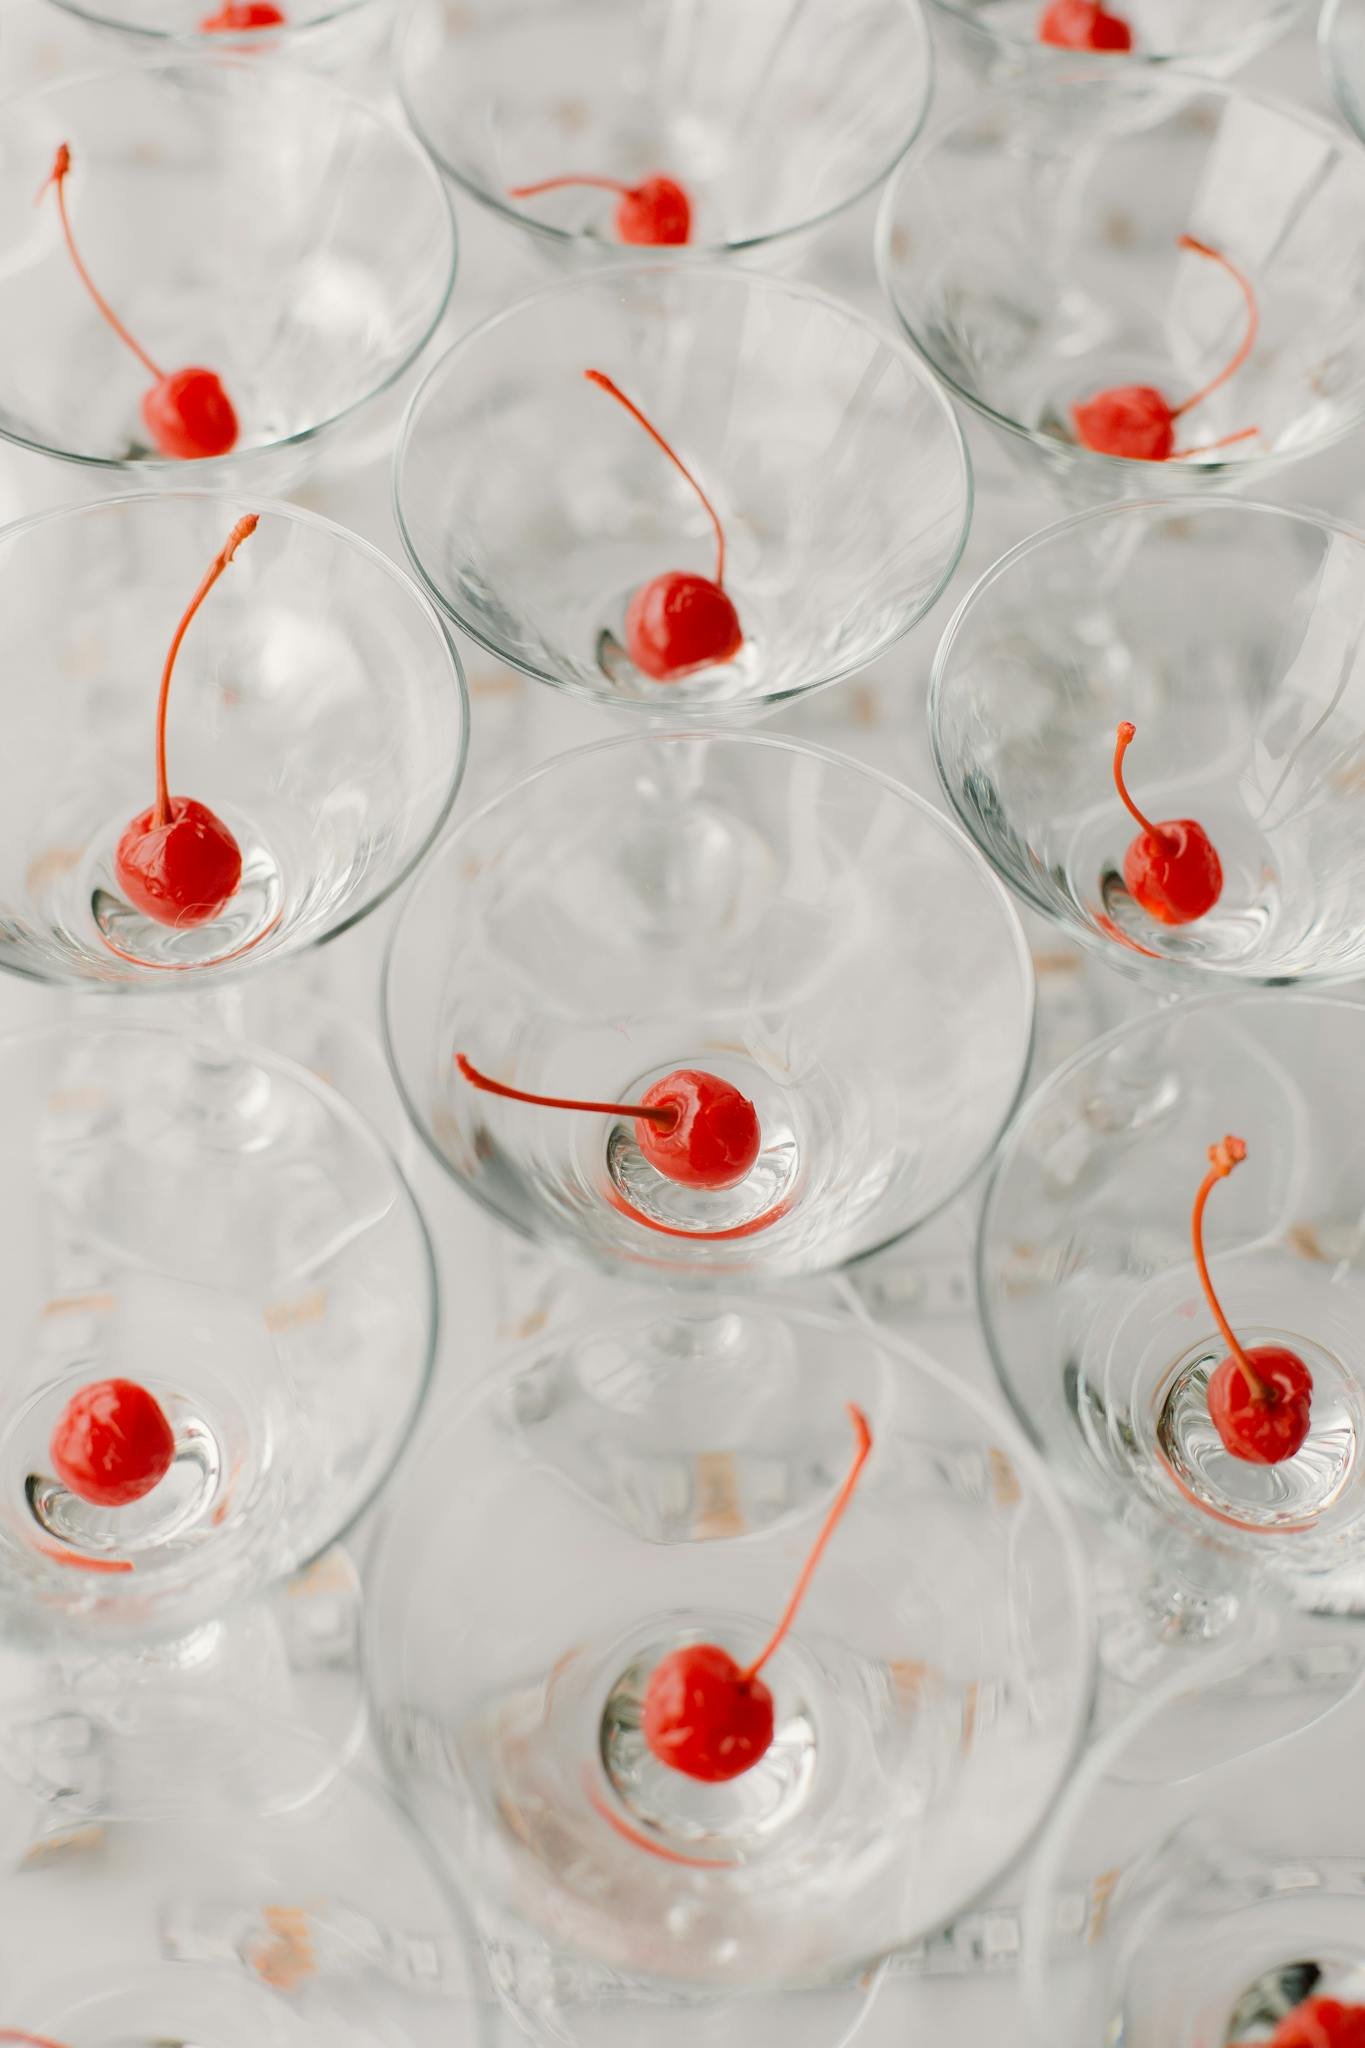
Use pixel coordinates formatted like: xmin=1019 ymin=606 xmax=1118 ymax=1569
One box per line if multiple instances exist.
xmin=0 ymin=490 xmax=466 ymax=985
xmin=978 ymin=992 xmax=1365 ymax=1779
xmin=366 ymin=1288 xmax=1094 ymax=2046
xmin=382 ymin=729 xmax=1033 ymax=1280
xmin=1022 ymin=1661 xmax=1365 ymax=2048
xmin=928 ymin=0 xmax=1307 ymax=85
xmin=0 ymin=1018 xmax=437 ymax=1769
xmin=40 ymin=0 xmax=394 ymax=74
xmin=394 ymin=265 xmax=969 ymax=718
xmin=0 ymin=53 xmax=456 ymax=488
xmin=877 ymin=72 xmax=1365 ymax=514
xmin=0 ymin=1700 xmax=488 ymax=2048
xmin=930 ymin=498 xmax=1365 ymax=993
xmin=395 ymin=0 xmax=932 ymax=260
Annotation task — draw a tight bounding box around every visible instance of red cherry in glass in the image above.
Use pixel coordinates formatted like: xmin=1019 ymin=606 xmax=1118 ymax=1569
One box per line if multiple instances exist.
xmin=641 ymin=1406 xmax=873 ymax=1783
xmin=1234 ymin=1996 xmax=1365 ymax=2048
xmin=40 ymin=143 xmax=239 ymax=462
xmin=114 ymin=514 xmax=254 ymax=929
xmin=1192 ymin=1135 xmax=1313 ymax=1466
xmin=507 ymin=172 xmax=692 ymax=246
xmin=1112 ymin=721 xmax=1222 ymax=927
xmin=455 ymin=1054 xmax=760 ymax=1194
xmin=49 ymin=1378 xmax=175 ymax=1508
xmin=1038 ymin=0 xmax=1133 ymax=48
xmin=201 ymin=0 xmax=286 ymax=24
xmin=1072 ymin=236 xmax=1259 ymax=462
xmin=585 ymin=368 xmax=744 ymax=680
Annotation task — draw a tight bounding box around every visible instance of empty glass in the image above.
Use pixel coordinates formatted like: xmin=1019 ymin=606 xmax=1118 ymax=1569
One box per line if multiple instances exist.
xmin=396 ymin=0 xmax=933 ymax=258
xmin=0 ymin=54 xmax=456 ymax=483
xmin=931 ymin=499 xmax=1365 ymax=990
xmin=395 ymin=266 xmax=969 ymax=717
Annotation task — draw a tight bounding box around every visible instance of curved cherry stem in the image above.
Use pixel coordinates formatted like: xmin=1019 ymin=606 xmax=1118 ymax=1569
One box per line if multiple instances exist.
xmin=0 ymin=2031 xmax=74 ymax=2047
xmin=1113 ymin=721 xmax=1171 ymax=849
xmin=455 ymin=1051 xmax=679 ymax=1129
xmin=1170 ymin=235 xmax=1259 ymax=423
xmin=1191 ymin=1135 xmax=1270 ymax=1403
xmin=509 ymin=174 xmax=634 ymax=200
xmin=740 ymin=1404 xmax=872 ymax=1684
xmin=1170 ymin=426 xmax=1260 ymax=461
xmin=153 ymin=514 xmax=257 ymax=827
xmin=585 ymin=368 xmax=729 ymax=587
xmin=40 ymin=144 xmax=164 ymax=383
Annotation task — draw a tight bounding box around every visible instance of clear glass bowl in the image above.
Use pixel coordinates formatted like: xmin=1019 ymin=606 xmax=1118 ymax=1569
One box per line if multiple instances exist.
xmin=367 ymin=1291 xmax=1094 ymax=1999
xmin=1023 ymin=1668 xmax=1365 ymax=2048
xmin=877 ymin=73 xmax=1365 ymax=509
xmin=0 ymin=491 xmax=467 ymax=985
xmin=395 ymin=266 xmax=970 ymax=716
xmin=0 ymin=1019 xmax=437 ymax=1649
xmin=931 ymin=499 xmax=1365 ymax=990
xmin=928 ymin=0 xmax=1306 ymax=81
xmin=383 ymin=730 xmax=1033 ymax=1278
xmin=0 ymin=1703 xmax=486 ymax=2048
xmin=40 ymin=0 xmax=393 ymax=75
xmin=1322 ymin=0 xmax=1365 ymax=141
xmin=0 ymin=53 xmax=456 ymax=481
xmin=395 ymin=0 xmax=933 ymax=257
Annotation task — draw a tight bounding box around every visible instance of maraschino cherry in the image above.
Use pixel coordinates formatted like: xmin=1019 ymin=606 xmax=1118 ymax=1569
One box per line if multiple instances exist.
xmin=1112 ymin=720 xmax=1222 ymax=926
xmin=1192 ymin=1135 xmax=1312 ymax=1466
xmin=201 ymin=0 xmax=287 ymax=24
xmin=507 ymin=173 xmax=691 ymax=245
xmin=114 ymin=515 xmax=254 ymax=929
xmin=1235 ymin=1995 xmax=1365 ymax=2048
xmin=49 ymin=1377 xmax=175 ymax=1508
xmin=41 ymin=143 xmax=238 ymax=461
xmin=585 ymin=368 xmax=743 ymax=681
xmin=1072 ymin=235 xmax=1259 ymax=461
xmin=1038 ymin=0 xmax=1132 ymax=47
xmin=642 ymin=1404 xmax=872 ymax=1782
xmin=456 ymin=1053 xmax=760 ymax=1191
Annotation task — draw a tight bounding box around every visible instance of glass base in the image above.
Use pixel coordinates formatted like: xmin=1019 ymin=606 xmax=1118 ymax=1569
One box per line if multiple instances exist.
xmin=605 ymin=1057 xmax=802 ymax=1241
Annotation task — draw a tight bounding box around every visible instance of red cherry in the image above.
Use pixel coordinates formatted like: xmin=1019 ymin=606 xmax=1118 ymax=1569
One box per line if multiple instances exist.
xmin=114 ymin=514 xmax=255 ymax=930
xmin=201 ymin=0 xmax=286 ymax=24
xmin=1038 ymin=0 xmax=1133 ymax=48
xmin=507 ymin=172 xmax=692 ymax=246
xmin=634 ymin=1069 xmax=761 ymax=1190
xmin=455 ymin=1054 xmax=761 ymax=1194
xmin=623 ymin=572 xmax=744 ymax=681
xmin=1191 ymin=1135 xmax=1313 ymax=1467
xmin=1072 ymin=236 xmax=1259 ymax=462
xmin=1111 ymin=721 xmax=1222 ymax=927
xmin=1234 ymin=1997 xmax=1365 ymax=2048
xmin=49 ymin=1378 xmax=175 ymax=1508
xmin=40 ymin=144 xmax=238 ymax=461
xmin=641 ymin=1406 xmax=873 ymax=1783
xmin=141 ymin=368 xmax=239 ymax=462
xmin=585 ymin=368 xmax=744 ymax=681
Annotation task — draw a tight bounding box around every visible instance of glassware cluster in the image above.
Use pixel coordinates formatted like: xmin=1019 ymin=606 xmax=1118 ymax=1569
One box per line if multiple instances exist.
xmin=0 ymin=1 xmax=1360 ymax=2045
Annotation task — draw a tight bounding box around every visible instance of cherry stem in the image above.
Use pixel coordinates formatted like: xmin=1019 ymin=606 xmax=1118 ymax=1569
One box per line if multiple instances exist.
xmin=455 ymin=1051 xmax=679 ymax=1129
xmin=1170 ymin=235 xmax=1259 ymax=423
xmin=740 ymin=1404 xmax=873 ymax=1685
xmin=1191 ymin=1134 xmax=1271 ymax=1404
xmin=1112 ymin=721 xmax=1171 ymax=850
xmin=0 ymin=2032 xmax=74 ymax=2047
xmin=585 ymin=368 xmax=729 ymax=587
xmin=509 ymin=174 xmax=634 ymax=200
xmin=1170 ymin=425 xmax=1260 ymax=461
xmin=41 ymin=143 xmax=165 ymax=384
xmin=152 ymin=514 xmax=257 ymax=828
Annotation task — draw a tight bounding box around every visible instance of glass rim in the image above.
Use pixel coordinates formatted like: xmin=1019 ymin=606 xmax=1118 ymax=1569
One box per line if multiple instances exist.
xmin=392 ymin=260 xmax=974 ymax=715
xmin=0 ymin=1012 xmax=443 ymax=1580
xmin=0 ymin=486 xmax=471 ymax=987
xmin=43 ymin=0 xmax=380 ymax=39
xmin=924 ymin=0 xmax=1308 ymax=65
xmin=380 ymin=723 xmax=1037 ymax=1272
xmin=874 ymin=65 xmax=1365 ymax=478
xmin=0 ymin=47 xmax=459 ymax=473
xmin=927 ymin=490 xmax=1365 ymax=974
xmin=973 ymin=986 xmax=1365 ymax=1477
xmin=364 ymin=1282 xmax=1099 ymax=1980
xmin=394 ymin=0 xmax=935 ymax=258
